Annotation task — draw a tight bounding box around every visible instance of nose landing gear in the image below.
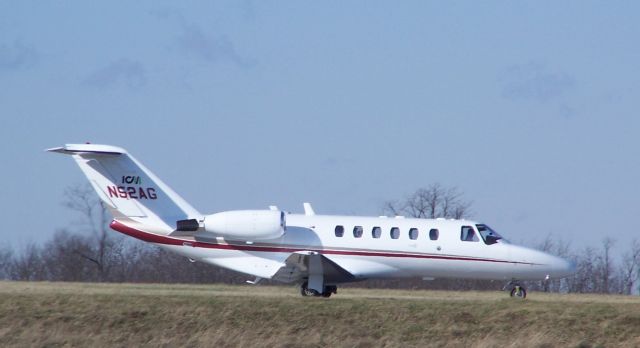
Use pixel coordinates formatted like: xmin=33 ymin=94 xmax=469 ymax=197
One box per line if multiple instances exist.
xmin=510 ymin=285 xmax=527 ymax=298
xmin=504 ymin=280 xmax=527 ymax=299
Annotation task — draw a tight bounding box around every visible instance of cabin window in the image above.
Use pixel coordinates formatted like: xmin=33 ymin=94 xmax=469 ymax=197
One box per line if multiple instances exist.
xmin=429 ymin=228 xmax=439 ymax=241
xmin=372 ymin=226 xmax=382 ymax=239
xmin=461 ymin=226 xmax=479 ymax=242
xmin=409 ymin=228 xmax=419 ymax=240
xmin=390 ymin=227 xmax=400 ymax=239
xmin=353 ymin=226 xmax=363 ymax=238
xmin=335 ymin=225 xmax=344 ymax=237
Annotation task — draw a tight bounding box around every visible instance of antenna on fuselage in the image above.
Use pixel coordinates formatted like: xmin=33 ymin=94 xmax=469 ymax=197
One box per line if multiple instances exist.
xmin=303 ymin=202 xmax=315 ymax=216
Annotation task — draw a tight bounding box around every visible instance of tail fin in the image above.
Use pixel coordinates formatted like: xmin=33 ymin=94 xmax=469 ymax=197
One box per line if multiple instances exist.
xmin=48 ymin=144 xmax=201 ymax=234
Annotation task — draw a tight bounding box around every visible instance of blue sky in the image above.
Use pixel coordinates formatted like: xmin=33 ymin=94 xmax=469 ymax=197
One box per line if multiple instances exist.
xmin=1 ymin=1 xmax=639 ymax=255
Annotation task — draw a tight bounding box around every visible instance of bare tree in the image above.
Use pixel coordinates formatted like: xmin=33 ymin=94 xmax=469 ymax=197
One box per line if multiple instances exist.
xmin=10 ymin=243 xmax=46 ymax=281
xmin=0 ymin=246 xmax=13 ymax=280
xmin=595 ymin=238 xmax=616 ymax=293
xmin=384 ymin=184 xmax=472 ymax=219
xmin=42 ymin=230 xmax=98 ymax=281
xmin=567 ymin=246 xmax=596 ymax=293
xmin=620 ymin=239 xmax=640 ymax=295
xmin=63 ymin=184 xmax=117 ymax=281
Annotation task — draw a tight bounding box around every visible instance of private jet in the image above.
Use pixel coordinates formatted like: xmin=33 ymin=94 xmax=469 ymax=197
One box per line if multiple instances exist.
xmin=49 ymin=144 xmax=575 ymax=298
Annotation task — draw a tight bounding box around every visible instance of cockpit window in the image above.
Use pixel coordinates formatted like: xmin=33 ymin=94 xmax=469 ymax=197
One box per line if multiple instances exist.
xmin=476 ymin=224 xmax=506 ymax=245
xmin=460 ymin=226 xmax=479 ymax=242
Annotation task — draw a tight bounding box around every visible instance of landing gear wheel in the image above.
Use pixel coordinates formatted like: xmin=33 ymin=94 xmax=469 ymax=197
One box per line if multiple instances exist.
xmin=322 ymin=285 xmax=337 ymax=298
xmin=301 ymin=282 xmax=337 ymax=298
xmin=300 ymin=282 xmax=317 ymax=297
xmin=510 ymin=285 xmax=527 ymax=299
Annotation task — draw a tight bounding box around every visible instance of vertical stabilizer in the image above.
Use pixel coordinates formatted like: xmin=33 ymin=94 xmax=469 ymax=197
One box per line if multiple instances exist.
xmin=48 ymin=144 xmax=201 ymax=234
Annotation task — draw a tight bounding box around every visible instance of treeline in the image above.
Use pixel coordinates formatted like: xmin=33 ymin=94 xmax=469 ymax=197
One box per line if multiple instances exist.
xmin=1 ymin=228 xmax=638 ymax=295
xmin=0 ymin=184 xmax=638 ymax=295
xmin=0 ymin=230 xmax=246 ymax=284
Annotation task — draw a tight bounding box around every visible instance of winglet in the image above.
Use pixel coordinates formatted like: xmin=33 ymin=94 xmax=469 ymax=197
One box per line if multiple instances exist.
xmin=303 ymin=202 xmax=315 ymax=216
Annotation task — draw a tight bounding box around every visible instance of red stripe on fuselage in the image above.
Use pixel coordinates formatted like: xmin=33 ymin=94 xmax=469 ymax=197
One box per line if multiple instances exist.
xmin=109 ymin=220 xmax=537 ymax=265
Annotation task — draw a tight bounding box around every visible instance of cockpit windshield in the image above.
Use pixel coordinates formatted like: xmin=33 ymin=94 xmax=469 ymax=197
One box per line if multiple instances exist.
xmin=476 ymin=224 xmax=507 ymax=245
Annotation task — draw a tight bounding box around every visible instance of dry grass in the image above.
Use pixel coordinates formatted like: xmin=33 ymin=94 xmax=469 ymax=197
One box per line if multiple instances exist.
xmin=0 ymin=281 xmax=639 ymax=347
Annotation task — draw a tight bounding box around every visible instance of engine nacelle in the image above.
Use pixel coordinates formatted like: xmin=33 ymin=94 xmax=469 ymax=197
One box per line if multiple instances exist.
xmin=202 ymin=210 xmax=286 ymax=240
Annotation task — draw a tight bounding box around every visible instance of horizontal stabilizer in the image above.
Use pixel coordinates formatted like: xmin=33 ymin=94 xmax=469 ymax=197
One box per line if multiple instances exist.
xmin=47 ymin=144 xmax=126 ymax=156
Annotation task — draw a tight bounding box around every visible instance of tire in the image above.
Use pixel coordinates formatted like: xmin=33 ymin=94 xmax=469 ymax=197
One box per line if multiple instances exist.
xmin=300 ymin=282 xmax=311 ymax=297
xmin=510 ymin=286 xmax=527 ymax=299
xmin=300 ymin=282 xmax=319 ymax=297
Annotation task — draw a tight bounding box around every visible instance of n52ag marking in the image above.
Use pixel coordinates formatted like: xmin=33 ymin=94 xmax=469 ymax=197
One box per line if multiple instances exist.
xmin=107 ymin=185 xmax=157 ymax=200
xmin=106 ymin=176 xmax=157 ymax=199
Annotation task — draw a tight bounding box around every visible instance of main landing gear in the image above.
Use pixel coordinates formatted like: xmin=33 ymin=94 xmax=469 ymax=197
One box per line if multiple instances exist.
xmin=300 ymin=282 xmax=337 ymax=298
xmin=505 ymin=280 xmax=527 ymax=299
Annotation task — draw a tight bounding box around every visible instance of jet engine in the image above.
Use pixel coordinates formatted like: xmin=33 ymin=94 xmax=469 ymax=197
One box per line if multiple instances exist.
xmin=201 ymin=210 xmax=286 ymax=240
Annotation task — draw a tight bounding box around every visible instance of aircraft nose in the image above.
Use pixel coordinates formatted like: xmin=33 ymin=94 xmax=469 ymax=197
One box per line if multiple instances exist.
xmin=551 ymin=256 xmax=576 ymax=278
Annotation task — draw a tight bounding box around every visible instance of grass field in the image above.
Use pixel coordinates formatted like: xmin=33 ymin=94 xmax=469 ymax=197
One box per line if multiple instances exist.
xmin=1 ymin=281 xmax=639 ymax=347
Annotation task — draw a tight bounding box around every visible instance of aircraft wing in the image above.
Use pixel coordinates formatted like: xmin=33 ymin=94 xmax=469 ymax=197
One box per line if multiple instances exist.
xmin=271 ymin=251 xmax=356 ymax=284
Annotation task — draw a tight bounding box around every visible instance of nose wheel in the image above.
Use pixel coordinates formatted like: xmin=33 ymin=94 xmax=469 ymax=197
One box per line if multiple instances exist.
xmin=510 ymin=285 xmax=527 ymax=298
xmin=504 ymin=280 xmax=527 ymax=299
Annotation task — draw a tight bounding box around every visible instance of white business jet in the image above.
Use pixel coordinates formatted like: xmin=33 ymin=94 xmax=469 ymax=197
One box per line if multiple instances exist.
xmin=49 ymin=144 xmax=575 ymax=298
